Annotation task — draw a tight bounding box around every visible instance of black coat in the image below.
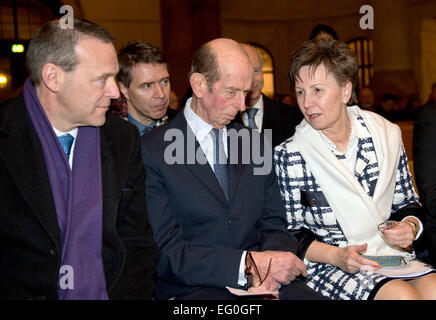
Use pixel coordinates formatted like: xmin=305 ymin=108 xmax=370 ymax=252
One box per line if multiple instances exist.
xmin=0 ymin=94 xmax=158 ymax=300
xmin=413 ymin=102 xmax=436 ymax=265
xmin=233 ymin=94 xmax=303 ymax=147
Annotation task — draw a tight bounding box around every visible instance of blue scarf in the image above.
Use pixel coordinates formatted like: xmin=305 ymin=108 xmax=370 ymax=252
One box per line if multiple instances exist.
xmin=23 ymin=79 xmax=108 ymax=300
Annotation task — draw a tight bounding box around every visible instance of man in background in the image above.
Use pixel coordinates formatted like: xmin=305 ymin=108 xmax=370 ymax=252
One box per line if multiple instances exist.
xmin=117 ymin=41 xmax=178 ymax=136
xmin=234 ymin=43 xmax=303 ymax=146
xmin=413 ymin=101 xmax=436 ymax=266
xmin=358 ymin=87 xmax=376 ymax=112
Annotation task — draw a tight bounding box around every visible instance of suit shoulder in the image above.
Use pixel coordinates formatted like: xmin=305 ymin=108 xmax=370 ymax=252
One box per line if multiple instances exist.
xmin=228 ymin=121 xmax=245 ymax=131
xmin=166 ymin=108 xmax=179 ymax=120
xmin=0 ymin=95 xmax=27 ymax=132
xmin=416 ymin=102 xmax=436 ymax=121
xmin=140 ymin=119 xmax=179 ymax=154
xmin=0 ymin=94 xmax=24 ymax=111
xmin=274 ymin=136 xmax=300 ymax=157
xmin=264 ymin=95 xmax=302 ymax=117
xmin=103 ymin=112 xmax=138 ymax=137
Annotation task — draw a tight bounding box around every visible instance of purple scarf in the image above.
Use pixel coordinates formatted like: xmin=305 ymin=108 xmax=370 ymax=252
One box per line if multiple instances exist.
xmin=23 ymin=79 xmax=108 ymax=300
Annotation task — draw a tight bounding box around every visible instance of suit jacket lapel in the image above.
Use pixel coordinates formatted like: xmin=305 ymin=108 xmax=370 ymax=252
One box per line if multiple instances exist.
xmin=260 ymin=95 xmax=276 ymax=148
xmin=174 ymin=113 xmax=229 ymax=205
xmin=261 ymin=94 xmax=273 ymax=132
xmin=227 ymin=124 xmax=244 ymax=202
xmin=100 ymin=125 xmax=122 ymax=225
xmin=0 ymin=96 xmax=61 ymax=248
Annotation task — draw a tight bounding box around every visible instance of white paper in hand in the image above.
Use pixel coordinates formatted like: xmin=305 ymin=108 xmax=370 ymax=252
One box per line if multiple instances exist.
xmin=226 ymin=286 xmax=279 ymax=297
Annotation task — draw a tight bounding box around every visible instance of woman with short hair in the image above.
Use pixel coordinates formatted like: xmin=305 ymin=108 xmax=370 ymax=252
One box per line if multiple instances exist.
xmin=274 ymin=39 xmax=436 ymax=300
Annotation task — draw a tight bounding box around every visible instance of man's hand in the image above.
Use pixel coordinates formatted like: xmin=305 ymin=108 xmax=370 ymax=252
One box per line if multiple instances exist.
xmin=247 ymin=274 xmax=279 ymax=299
xmin=249 ymin=250 xmax=307 ymax=285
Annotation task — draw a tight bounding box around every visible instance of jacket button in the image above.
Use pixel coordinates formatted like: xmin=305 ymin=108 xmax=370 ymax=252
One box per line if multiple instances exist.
xmin=49 ymin=248 xmax=57 ymax=256
xmin=309 ymin=198 xmax=317 ymax=206
xmin=228 ymin=219 xmax=232 ymax=225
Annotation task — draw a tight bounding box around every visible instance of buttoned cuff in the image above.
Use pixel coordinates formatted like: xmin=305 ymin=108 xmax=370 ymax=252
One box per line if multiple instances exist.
xmin=238 ymin=251 xmax=247 ymax=286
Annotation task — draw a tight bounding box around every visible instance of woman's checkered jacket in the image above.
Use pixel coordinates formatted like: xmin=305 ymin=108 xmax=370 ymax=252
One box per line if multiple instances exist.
xmin=273 ymin=115 xmax=420 ymax=300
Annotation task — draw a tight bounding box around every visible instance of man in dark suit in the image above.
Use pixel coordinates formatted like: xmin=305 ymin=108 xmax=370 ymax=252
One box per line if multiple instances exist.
xmin=116 ymin=41 xmax=177 ymax=135
xmin=233 ymin=43 xmax=303 ymax=147
xmin=141 ymin=38 xmax=324 ymax=300
xmin=413 ymin=102 xmax=436 ymax=266
xmin=0 ymin=18 xmax=158 ymax=300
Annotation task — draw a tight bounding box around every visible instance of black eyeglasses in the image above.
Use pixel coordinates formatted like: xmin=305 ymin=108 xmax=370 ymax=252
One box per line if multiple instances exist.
xmin=244 ymin=252 xmax=272 ymax=288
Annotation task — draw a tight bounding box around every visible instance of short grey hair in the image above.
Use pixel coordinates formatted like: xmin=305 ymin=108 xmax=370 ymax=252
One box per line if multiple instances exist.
xmin=27 ymin=18 xmax=115 ymax=85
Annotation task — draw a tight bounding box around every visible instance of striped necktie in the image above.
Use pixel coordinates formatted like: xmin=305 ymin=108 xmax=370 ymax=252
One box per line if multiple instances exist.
xmin=246 ymin=108 xmax=258 ymax=129
xmin=211 ymin=128 xmax=229 ymax=201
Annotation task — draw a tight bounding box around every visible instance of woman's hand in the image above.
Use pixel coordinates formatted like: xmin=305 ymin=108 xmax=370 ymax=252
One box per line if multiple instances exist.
xmin=381 ymin=221 xmax=416 ymax=249
xmin=335 ymin=243 xmax=380 ymax=273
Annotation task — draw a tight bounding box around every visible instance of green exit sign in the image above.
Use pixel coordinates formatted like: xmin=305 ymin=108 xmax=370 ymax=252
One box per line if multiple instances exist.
xmin=11 ymin=44 xmax=24 ymax=53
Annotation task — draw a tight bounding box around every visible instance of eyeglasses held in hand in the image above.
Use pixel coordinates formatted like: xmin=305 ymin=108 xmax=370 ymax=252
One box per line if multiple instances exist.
xmin=244 ymin=252 xmax=272 ymax=288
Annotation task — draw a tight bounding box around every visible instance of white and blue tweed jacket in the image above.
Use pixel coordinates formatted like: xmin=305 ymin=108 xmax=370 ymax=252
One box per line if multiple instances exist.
xmin=274 ymin=115 xmax=420 ymax=300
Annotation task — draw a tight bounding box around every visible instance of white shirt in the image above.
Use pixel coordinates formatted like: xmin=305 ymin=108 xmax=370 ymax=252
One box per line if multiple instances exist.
xmin=183 ymin=98 xmax=228 ymax=170
xmin=183 ymin=98 xmax=247 ymax=286
xmin=241 ymin=95 xmax=264 ymax=133
xmin=53 ymin=127 xmax=78 ymax=169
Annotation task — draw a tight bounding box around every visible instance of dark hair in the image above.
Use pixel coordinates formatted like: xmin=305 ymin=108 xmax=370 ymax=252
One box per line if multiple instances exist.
xmin=117 ymin=41 xmax=167 ymax=87
xmin=27 ymin=18 xmax=115 ymax=85
xmin=381 ymin=93 xmax=399 ymax=103
xmin=289 ymin=38 xmax=359 ymax=105
xmin=189 ymin=43 xmax=220 ymax=91
xmin=309 ymin=24 xmax=339 ymax=40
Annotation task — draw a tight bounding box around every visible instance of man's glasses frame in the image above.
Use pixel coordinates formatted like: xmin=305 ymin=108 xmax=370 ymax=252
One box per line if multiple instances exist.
xmin=244 ymin=252 xmax=272 ymax=288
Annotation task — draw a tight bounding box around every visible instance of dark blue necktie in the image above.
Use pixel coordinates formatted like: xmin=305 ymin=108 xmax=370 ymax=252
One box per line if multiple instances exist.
xmin=246 ymin=108 xmax=258 ymax=129
xmin=211 ymin=128 xmax=229 ymax=201
xmin=58 ymin=133 xmax=74 ymax=159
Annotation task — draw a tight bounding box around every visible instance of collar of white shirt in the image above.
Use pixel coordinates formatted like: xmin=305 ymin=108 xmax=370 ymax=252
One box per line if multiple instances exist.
xmin=183 ymin=97 xmax=228 ymax=167
xmin=53 ymin=127 xmax=78 ymax=168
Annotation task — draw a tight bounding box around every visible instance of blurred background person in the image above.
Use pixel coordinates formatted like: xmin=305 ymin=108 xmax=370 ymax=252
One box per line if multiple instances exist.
xmin=309 ymin=24 xmax=339 ymax=41
xmin=169 ymin=90 xmax=180 ymax=110
xmin=426 ymin=82 xmax=436 ymax=105
xmin=358 ymin=87 xmax=376 ymax=112
xmin=233 ymin=43 xmax=303 ymax=147
xmin=413 ymin=101 xmax=436 ymax=267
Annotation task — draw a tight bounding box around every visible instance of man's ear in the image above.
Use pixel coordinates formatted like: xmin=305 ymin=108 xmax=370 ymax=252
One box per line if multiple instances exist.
xmin=40 ymin=63 xmax=63 ymax=93
xmin=190 ymin=73 xmax=207 ymax=98
xmin=118 ymin=82 xmax=129 ymax=100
